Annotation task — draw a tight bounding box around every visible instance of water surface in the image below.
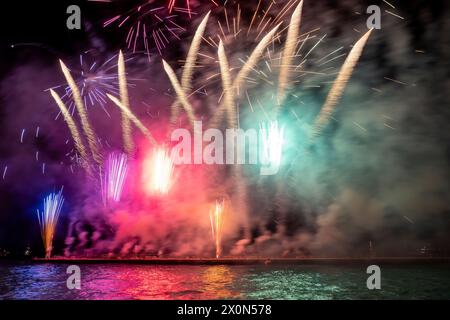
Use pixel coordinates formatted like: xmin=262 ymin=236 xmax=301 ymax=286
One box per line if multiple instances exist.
xmin=0 ymin=262 xmax=449 ymax=299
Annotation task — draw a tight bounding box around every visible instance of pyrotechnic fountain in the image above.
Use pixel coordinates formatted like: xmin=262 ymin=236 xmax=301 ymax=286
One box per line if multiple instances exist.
xmin=210 ymin=200 xmax=225 ymax=258
xmin=36 ymin=190 xmax=64 ymax=259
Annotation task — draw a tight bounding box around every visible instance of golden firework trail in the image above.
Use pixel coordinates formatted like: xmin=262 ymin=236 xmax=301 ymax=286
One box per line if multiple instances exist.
xmin=210 ymin=23 xmax=282 ymax=127
xmin=170 ymin=11 xmax=211 ymax=124
xmin=313 ymin=29 xmax=373 ymax=136
xmin=118 ymin=50 xmax=134 ymax=155
xmin=50 ymin=89 xmax=91 ymax=173
xmin=210 ymin=200 xmax=225 ymax=258
xmin=276 ymin=0 xmax=303 ymax=110
xmin=107 ymin=94 xmax=157 ymax=146
xmin=234 ymin=23 xmax=282 ymax=95
xmin=59 ymin=60 xmax=102 ymax=165
xmin=162 ymin=59 xmax=197 ymax=126
xmin=218 ymin=40 xmax=237 ymax=129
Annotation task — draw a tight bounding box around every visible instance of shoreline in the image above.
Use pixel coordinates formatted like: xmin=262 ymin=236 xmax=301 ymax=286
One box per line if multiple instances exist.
xmin=28 ymin=257 xmax=450 ymax=265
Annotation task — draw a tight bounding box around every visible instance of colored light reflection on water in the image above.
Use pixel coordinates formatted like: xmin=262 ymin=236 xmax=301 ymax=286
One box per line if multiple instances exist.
xmin=1 ymin=262 xmax=449 ymax=299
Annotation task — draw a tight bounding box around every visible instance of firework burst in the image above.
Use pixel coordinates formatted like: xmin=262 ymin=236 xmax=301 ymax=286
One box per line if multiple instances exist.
xmin=49 ymin=51 xmax=130 ymax=116
xmin=168 ymin=0 xmax=220 ymax=17
xmin=103 ymin=1 xmax=186 ymax=57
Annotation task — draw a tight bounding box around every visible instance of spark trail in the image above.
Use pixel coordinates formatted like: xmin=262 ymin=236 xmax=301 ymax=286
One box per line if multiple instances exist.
xmin=276 ymin=0 xmax=303 ymax=110
xmin=313 ymin=29 xmax=373 ymax=136
xmin=210 ymin=200 xmax=224 ymax=258
xmin=101 ymin=152 xmax=128 ymax=205
xmin=163 ymin=60 xmax=197 ymax=126
xmin=107 ymin=94 xmax=157 ymax=146
xmin=50 ymin=89 xmax=90 ymax=172
xmin=170 ymin=11 xmax=210 ymax=125
xmin=60 ymin=60 xmax=102 ymax=164
xmin=118 ymin=51 xmax=134 ymax=155
xmin=210 ymin=23 xmax=282 ymax=127
xmin=218 ymin=40 xmax=237 ymax=129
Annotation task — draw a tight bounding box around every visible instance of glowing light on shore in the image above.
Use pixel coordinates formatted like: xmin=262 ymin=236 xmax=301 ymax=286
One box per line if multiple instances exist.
xmin=143 ymin=147 xmax=174 ymax=195
xmin=259 ymin=121 xmax=285 ymax=169
xmin=210 ymin=200 xmax=225 ymax=258
xmin=101 ymin=152 xmax=128 ymax=205
xmin=36 ymin=190 xmax=64 ymax=259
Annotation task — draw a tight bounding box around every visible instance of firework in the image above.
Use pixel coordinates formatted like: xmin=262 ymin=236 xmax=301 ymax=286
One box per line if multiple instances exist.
xmin=313 ymin=29 xmax=373 ymax=136
xmin=143 ymin=147 xmax=174 ymax=195
xmin=259 ymin=121 xmax=285 ymax=170
xmin=36 ymin=190 xmax=64 ymax=259
xmin=209 ymin=200 xmax=224 ymax=258
xmin=168 ymin=0 xmax=219 ymax=17
xmin=118 ymin=51 xmax=134 ymax=155
xmin=218 ymin=40 xmax=237 ymax=128
xmin=107 ymin=94 xmax=157 ymax=146
xmin=50 ymin=89 xmax=90 ymax=172
xmin=51 ymin=52 xmax=122 ymax=114
xmin=103 ymin=2 xmax=185 ymax=57
xmin=170 ymin=11 xmax=210 ymax=124
xmin=60 ymin=60 xmax=102 ymax=165
xmin=163 ymin=60 xmax=197 ymax=126
xmin=101 ymin=152 xmax=128 ymax=205
xmin=210 ymin=23 xmax=282 ymax=127
xmin=276 ymin=0 xmax=303 ymax=109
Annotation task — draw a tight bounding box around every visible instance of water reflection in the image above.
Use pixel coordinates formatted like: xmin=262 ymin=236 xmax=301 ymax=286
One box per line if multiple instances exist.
xmin=1 ymin=262 xmax=449 ymax=299
xmin=201 ymin=266 xmax=241 ymax=299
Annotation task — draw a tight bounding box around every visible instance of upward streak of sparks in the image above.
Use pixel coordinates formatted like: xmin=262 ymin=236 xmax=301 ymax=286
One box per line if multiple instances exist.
xmin=107 ymin=94 xmax=157 ymax=146
xmin=313 ymin=29 xmax=373 ymax=136
xmin=276 ymin=0 xmax=303 ymax=110
xmin=118 ymin=51 xmax=134 ymax=155
xmin=171 ymin=11 xmax=210 ymax=124
xmin=163 ymin=60 xmax=196 ymax=126
xmin=50 ymin=89 xmax=90 ymax=173
xmin=210 ymin=23 xmax=282 ymax=127
xmin=60 ymin=60 xmax=102 ymax=165
xmin=210 ymin=200 xmax=224 ymax=258
xmin=218 ymin=40 xmax=237 ymax=128
xmin=101 ymin=152 xmax=128 ymax=205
